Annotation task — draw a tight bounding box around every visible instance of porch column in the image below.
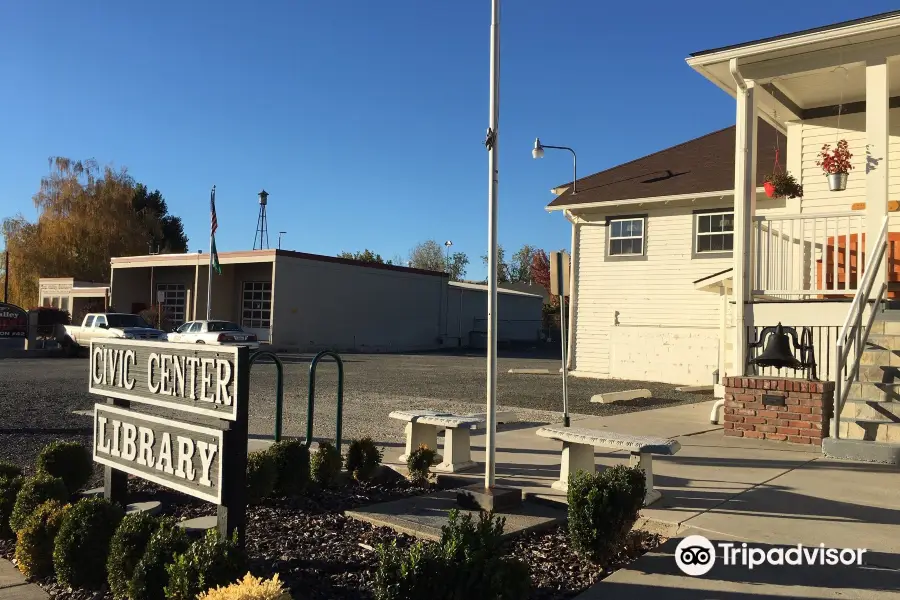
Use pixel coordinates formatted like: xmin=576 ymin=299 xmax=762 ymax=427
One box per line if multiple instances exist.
xmin=732 ymin=72 xmax=758 ymax=376
xmin=866 ymin=58 xmax=890 ymax=292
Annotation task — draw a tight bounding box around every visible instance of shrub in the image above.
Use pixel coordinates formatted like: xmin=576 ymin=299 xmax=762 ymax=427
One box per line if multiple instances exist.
xmin=198 ymin=573 xmax=291 ymax=600
xmin=0 ymin=475 xmax=24 ymax=539
xmin=246 ymin=450 xmax=277 ymax=504
xmin=32 ymin=307 xmax=71 ymax=338
xmin=36 ymin=441 xmax=93 ymax=495
xmin=374 ymin=509 xmax=529 ymax=600
xmin=0 ymin=462 xmax=21 ymax=479
xmin=139 ymin=306 xmax=174 ymax=332
xmin=165 ymin=529 xmax=246 ymax=600
xmin=108 ymin=512 xmax=162 ymax=599
xmin=14 ymin=500 xmax=69 ymax=579
xmin=310 ymin=441 xmax=341 ymax=487
xmin=9 ymin=474 xmax=69 ymax=533
xmin=406 ymin=444 xmax=437 ymax=484
xmin=567 ymin=465 xmax=647 ymax=563
xmin=53 ymin=497 xmax=125 ymax=588
xmin=268 ymin=439 xmax=309 ymax=497
xmin=345 ymin=437 xmax=383 ymax=481
xmin=129 ymin=520 xmax=190 ymax=600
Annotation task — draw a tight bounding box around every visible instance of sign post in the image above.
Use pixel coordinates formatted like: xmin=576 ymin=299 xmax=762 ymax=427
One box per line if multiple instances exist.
xmin=89 ymin=340 xmax=248 ymax=544
xmin=550 ymin=251 xmax=571 ymax=427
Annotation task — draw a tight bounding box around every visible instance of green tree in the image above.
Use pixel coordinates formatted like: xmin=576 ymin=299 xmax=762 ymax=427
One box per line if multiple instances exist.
xmin=446 ymin=252 xmax=469 ymax=282
xmin=408 ymin=240 xmax=446 ymax=272
xmin=338 ymin=249 xmax=384 ymax=263
xmin=509 ymin=244 xmax=538 ymax=283
xmin=481 ymin=245 xmax=510 ymax=283
xmin=132 ymin=185 xmax=188 ymax=253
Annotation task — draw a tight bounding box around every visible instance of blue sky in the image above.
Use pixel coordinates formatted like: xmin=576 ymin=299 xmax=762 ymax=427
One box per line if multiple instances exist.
xmin=1 ymin=2 xmax=896 ymax=279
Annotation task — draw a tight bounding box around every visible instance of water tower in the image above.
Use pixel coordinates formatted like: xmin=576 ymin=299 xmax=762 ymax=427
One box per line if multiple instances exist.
xmin=253 ymin=189 xmax=270 ymax=250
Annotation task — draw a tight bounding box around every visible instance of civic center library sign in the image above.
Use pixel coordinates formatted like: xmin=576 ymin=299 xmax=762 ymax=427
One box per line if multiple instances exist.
xmin=89 ymin=339 xmax=249 ymax=542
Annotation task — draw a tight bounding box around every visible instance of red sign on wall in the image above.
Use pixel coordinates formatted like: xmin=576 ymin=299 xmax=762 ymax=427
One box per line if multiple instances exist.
xmin=0 ymin=303 xmax=27 ymax=338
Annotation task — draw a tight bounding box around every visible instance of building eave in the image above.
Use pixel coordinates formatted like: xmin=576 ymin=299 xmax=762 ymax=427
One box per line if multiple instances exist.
xmin=546 ymin=189 xmax=747 ymax=213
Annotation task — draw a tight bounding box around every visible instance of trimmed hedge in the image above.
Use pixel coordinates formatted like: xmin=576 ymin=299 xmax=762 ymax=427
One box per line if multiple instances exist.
xmin=0 ymin=462 xmax=21 ymax=479
xmin=164 ymin=529 xmax=246 ymax=600
xmin=108 ymin=513 xmax=161 ymax=599
xmin=406 ymin=444 xmax=437 ymax=484
xmin=345 ymin=437 xmax=383 ymax=481
xmin=9 ymin=474 xmax=69 ymax=533
xmin=53 ymin=497 xmax=125 ymax=589
xmin=0 ymin=476 xmax=24 ymax=539
xmin=246 ymin=450 xmax=277 ymax=504
xmin=129 ymin=520 xmax=190 ymax=600
xmin=14 ymin=500 xmax=69 ymax=579
xmin=567 ymin=465 xmax=646 ymax=562
xmin=310 ymin=441 xmax=342 ymax=487
xmin=37 ymin=441 xmax=93 ymax=495
xmin=268 ymin=439 xmax=309 ymax=497
xmin=198 ymin=573 xmax=291 ymax=600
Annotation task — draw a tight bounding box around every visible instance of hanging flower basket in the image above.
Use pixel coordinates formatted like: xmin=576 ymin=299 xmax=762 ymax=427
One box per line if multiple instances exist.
xmin=816 ymin=140 xmax=853 ymax=192
xmin=763 ymin=172 xmax=803 ymax=199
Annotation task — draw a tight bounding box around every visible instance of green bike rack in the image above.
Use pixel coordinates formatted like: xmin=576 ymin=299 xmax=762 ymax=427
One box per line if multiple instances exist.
xmin=249 ymin=350 xmax=285 ymax=442
xmin=307 ymin=350 xmax=344 ymax=449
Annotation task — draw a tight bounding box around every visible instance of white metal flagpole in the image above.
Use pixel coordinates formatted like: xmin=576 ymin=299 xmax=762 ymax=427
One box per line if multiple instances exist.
xmin=485 ymin=0 xmax=500 ymax=490
xmin=207 ymin=185 xmax=215 ymax=321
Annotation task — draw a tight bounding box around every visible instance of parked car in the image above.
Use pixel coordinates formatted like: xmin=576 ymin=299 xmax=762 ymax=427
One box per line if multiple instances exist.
xmin=168 ymin=320 xmax=260 ymax=349
xmin=57 ymin=312 xmax=167 ymax=354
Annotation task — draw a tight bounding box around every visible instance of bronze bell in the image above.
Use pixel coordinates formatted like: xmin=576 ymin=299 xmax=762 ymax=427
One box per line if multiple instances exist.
xmin=750 ymin=323 xmax=802 ymax=370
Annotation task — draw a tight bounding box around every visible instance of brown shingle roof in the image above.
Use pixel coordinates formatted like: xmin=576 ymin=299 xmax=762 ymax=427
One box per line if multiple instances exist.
xmin=547 ymin=119 xmax=784 ymax=209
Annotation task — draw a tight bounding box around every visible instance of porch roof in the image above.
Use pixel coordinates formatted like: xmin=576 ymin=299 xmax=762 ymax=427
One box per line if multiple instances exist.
xmin=546 ymin=120 xmax=783 ymax=211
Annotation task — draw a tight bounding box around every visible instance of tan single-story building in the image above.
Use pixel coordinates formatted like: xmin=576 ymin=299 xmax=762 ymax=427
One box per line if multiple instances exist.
xmin=108 ymin=249 xmax=542 ymax=352
xmin=38 ymin=278 xmax=110 ymax=317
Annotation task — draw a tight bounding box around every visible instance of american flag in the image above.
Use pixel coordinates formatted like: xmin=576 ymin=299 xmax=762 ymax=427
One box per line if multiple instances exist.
xmin=210 ymin=186 xmax=218 ymax=235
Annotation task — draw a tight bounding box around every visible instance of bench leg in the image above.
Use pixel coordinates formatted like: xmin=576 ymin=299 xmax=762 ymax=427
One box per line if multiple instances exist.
xmin=435 ymin=428 xmax=477 ymax=473
xmin=551 ymin=442 xmax=594 ymax=493
xmin=629 ymin=451 xmax=661 ymax=506
xmin=399 ymin=422 xmax=439 ymax=463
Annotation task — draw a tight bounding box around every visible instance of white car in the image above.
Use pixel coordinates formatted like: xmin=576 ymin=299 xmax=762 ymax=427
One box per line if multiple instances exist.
xmin=169 ymin=320 xmax=260 ymax=349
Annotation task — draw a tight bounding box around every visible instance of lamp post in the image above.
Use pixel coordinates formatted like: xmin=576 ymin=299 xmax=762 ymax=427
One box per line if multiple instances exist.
xmin=444 ymin=240 xmax=453 ymax=271
xmin=278 ymin=231 xmax=287 ymax=250
xmin=533 ymin=139 xmax=577 ymax=194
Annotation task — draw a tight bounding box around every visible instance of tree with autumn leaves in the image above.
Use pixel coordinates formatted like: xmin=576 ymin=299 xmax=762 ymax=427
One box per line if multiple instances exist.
xmin=1 ymin=157 xmax=188 ymax=307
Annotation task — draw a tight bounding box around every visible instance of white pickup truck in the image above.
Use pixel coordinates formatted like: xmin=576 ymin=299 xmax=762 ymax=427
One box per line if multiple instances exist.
xmin=57 ymin=313 xmax=168 ymax=352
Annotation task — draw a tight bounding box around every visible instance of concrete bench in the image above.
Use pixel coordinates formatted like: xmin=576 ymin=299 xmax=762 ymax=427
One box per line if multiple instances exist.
xmin=389 ymin=410 xmax=483 ymax=473
xmin=536 ymin=426 xmax=681 ymax=506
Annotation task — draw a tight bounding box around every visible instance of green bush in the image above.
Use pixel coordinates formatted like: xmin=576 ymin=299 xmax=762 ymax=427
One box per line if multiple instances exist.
xmin=0 ymin=476 xmax=24 ymax=539
xmin=246 ymin=450 xmax=277 ymax=504
xmin=310 ymin=441 xmax=342 ymax=487
xmin=567 ymin=465 xmax=647 ymax=563
xmin=108 ymin=513 xmax=162 ymax=599
xmin=129 ymin=520 xmax=190 ymax=600
xmin=14 ymin=500 xmax=69 ymax=579
xmin=268 ymin=439 xmax=309 ymax=497
xmin=0 ymin=462 xmax=21 ymax=479
xmin=36 ymin=441 xmax=93 ymax=495
xmin=406 ymin=444 xmax=437 ymax=484
xmin=345 ymin=437 xmax=383 ymax=481
xmin=374 ymin=510 xmax=529 ymax=600
xmin=164 ymin=529 xmax=246 ymax=600
xmin=9 ymin=474 xmax=69 ymax=533
xmin=53 ymin=497 xmax=125 ymax=588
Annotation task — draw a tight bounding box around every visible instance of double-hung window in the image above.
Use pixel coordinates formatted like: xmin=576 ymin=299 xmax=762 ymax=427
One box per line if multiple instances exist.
xmin=695 ymin=210 xmax=734 ymax=254
xmin=608 ymin=217 xmax=645 ymax=257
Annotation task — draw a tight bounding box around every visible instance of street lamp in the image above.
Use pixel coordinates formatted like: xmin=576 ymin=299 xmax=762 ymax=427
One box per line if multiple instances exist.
xmin=533 ymin=138 xmax=577 ymax=194
xmin=444 ymin=240 xmax=453 ymax=269
xmin=278 ymin=231 xmax=287 ymax=250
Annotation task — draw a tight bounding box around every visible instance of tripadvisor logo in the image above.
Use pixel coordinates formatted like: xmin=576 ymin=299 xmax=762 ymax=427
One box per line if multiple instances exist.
xmin=675 ymin=535 xmax=867 ymax=576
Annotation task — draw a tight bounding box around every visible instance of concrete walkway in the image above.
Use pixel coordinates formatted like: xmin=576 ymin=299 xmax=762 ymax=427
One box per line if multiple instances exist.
xmin=384 ymin=400 xmax=900 ymax=597
xmin=0 ymin=560 xmax=46 ymax=600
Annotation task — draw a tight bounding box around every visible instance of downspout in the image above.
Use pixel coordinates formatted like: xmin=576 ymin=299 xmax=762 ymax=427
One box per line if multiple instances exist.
xmin=564 ymin=209 xmax=579 ymax=370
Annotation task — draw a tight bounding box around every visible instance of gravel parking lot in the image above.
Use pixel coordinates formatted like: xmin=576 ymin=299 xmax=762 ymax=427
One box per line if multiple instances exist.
xmin=0 ymin=349 xmax=712 ymax=470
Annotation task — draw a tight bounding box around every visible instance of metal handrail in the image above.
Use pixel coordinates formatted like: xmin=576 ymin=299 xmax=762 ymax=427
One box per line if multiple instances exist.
xmin=834 ymin=216 xmax=890 ymax=439
xmin=307 ymin=350 xmax=344 ymax=449
xmin=249 ymin=351 xmax=285 ymax=442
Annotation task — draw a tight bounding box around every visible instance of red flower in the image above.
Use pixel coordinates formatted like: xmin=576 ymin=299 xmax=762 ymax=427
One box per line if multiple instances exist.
xmin=816 ymin=140 xmax=853 ymax=175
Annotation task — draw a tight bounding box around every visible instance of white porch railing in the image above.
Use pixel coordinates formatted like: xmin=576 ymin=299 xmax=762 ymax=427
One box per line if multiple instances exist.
xmin=751 ymin=212 xmax=866 ymax=299
xmin=834 ymin=216 xmax=889 ymax=440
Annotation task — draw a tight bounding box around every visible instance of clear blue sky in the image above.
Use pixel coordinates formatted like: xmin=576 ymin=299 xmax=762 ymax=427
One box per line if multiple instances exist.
xmin=1 ymin=1 xmax=895 ymax=279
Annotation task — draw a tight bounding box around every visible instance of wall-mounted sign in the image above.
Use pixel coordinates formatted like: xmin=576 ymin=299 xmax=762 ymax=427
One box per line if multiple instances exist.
xmin=93 ymin=404 xmax=224 ymax=503
xmin=0 ymin=303 xmax=28 ymax=338
xmin=89 ymin=340 xmax=239 ymax=420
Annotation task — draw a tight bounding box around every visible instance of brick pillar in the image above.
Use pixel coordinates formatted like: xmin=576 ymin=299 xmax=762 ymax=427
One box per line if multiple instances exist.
xmin=722 ymin=376 xmax=833 ymax=445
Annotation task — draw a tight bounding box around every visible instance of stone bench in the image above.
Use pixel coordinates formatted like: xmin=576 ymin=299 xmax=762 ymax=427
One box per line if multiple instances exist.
xmin=389 ymin=410 xmax=484 ymax=473
xmin=536 ymin=426 xmax=681 ymax=506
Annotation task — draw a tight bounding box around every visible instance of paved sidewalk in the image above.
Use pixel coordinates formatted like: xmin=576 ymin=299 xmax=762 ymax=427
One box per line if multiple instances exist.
xmin=383 ymin=400 xmax=900 ymax=597
xmin=0 ymin=560 xmax=46 ymax=600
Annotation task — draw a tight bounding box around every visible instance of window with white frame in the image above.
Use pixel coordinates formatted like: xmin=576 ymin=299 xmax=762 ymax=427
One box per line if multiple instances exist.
xmin=695 ymin=211 xmax=734 ymax=253
xmin=242 ymin=281 xmax=272 ymax=330
xmin=608 ymin=217 xmax=645 ymax=256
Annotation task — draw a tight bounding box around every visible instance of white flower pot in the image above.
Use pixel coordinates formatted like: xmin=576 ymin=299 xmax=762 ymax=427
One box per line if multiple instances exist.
xmin=827 ymin=172 xmax=848 ymax=192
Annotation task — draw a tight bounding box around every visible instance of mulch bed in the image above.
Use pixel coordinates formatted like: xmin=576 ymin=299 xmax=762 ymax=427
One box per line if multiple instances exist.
xmin=1 ymin=476 xmax=660 ymax=600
